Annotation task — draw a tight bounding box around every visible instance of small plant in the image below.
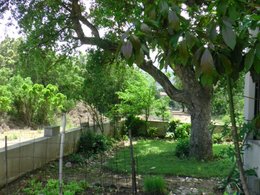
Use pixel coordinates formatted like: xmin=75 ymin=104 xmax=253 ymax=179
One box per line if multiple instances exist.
xmin=167 ymin=119 xmax=181 ymax=133
xmin=147 ymin=127 xmax=160 ymax=138
xmin=67 ymin=153 xmax=85 ymax=165
xmin=213 ymin=133 xmax=224 ymax=144
xmin=8 ymin=133 xmax=18 ymax=140
xmin=143 ymin=176 xmax=167 ymax=195
xmin=175 ymin=138 xmax=190 ymax=158
xmin=22 ymin=179 xmax=88 ymax=195
xmin=174 ymin=123 xmax=190 ymax=139
xmin=167 ymin=120 xmax=190 ymax=140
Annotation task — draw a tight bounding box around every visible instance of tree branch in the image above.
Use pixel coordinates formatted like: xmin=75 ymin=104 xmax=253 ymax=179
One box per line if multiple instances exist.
xmin=74 ymin=36 xmax=117 ymax=52
xmin=139 ymin=60 xmax=189 ymax=105
xmin=79 ymin=15 xmax=100 ymax=38
xmin=71 ymin=0 xmax=100 ymax=39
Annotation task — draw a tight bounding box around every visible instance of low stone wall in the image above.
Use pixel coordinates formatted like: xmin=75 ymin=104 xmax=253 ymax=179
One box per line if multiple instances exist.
xmin=147 ymin=120 xmax=168 ymax=137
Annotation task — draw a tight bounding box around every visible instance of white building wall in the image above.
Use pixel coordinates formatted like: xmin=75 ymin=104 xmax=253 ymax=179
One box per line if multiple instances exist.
xmin=244 ymin=72 xmax=255 ymax=122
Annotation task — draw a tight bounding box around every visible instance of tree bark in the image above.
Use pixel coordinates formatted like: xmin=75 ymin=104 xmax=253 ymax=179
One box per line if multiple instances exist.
xmin=189 ymin=95 xmax=213 ymax=159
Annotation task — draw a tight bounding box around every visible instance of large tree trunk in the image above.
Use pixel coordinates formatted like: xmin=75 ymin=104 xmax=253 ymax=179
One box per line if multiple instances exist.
xmin=139 ymin=62 xmax=213 ymax=160
xmin=189 ymin=95 xmax=213 ymax=159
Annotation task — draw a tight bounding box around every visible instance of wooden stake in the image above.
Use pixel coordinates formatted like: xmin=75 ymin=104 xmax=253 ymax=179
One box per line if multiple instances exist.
xmin=59 ymin=113 xmax=66 ymax=195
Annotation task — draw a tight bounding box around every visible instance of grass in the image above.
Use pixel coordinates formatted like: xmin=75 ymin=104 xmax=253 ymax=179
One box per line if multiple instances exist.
xmin=106 ymin=139 xmax=233 ymax=178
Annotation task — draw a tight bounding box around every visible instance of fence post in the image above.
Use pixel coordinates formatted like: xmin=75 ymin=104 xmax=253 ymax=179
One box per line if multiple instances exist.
xmin=59 ymin=113 xmax=66 ymax=195
xmin=5 ymin=136 xmax=8 ymax=194
xmin=129 ymin=129 xmax=137 ymax=195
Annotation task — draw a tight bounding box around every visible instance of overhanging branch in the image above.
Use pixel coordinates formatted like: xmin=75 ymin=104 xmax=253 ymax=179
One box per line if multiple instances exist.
xmin=139 ymin=60 xmax=189 ymax=105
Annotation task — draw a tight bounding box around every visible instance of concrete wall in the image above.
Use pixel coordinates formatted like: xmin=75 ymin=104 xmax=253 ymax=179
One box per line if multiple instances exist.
xmin=0 ymin=127 xmax=82 ymax=188
xmin=0 ymin=120 xmax=119 ymax=189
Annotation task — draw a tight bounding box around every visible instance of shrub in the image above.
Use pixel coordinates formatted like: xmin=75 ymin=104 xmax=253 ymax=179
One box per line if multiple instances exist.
xmin=143 ymin=176 xmax=167 ymax=195
xmin=167 ymin=119 xmax=181 ymax=133
xmin=175 ymin=138 xmax=190 ymax=158
xmin=8 ymin=75 xmax=68 ymax=126
xmin=147 ymin=127 xmax=166 ymax=138
xmin=174 ymin=123 xmax=191 ymax=139
xmin=213 ymin=133 xmax=224 ymax=144
xmin=147 ymin=127 xmax=158 ymax=137
xmin=67 ymin=153 xmax=85 ymax=165
xmin=78 ymin=131 xmax=113 ymax=155
xmin=0 ymin=85 xmax=12 ymax=113
xmin=125 ymin=116 xmax=147 ymax=137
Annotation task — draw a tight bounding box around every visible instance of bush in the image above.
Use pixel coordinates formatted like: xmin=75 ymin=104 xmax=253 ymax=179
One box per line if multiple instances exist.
xmin=174 ymin=123 xmax=191 ymax=139
xmin=167 ymin=120 xmax=190 ymax=140
xmin=175 ymin=138 xmax=190 ymax=158
xmin=125 ymin=116 xmax=147 ymax=137
xmin=167 ymin=119 xmax=180 ymax=133
xmin=213 ymin=133 xmax=224 ymax=144
xmin=8 ymin=75 xmax=68 ymax=126
xmin=147 ymin=127 xmax=158 ymax=137
xmin=143 ymin=176 xmax=167 ymax=195
xmin=0 ymin=85 xmax=12 ymax=113
xmin=67 ymin=153 xmax=85 ymax=165
xmin=78 ymin=131 xmax=113 ymax=155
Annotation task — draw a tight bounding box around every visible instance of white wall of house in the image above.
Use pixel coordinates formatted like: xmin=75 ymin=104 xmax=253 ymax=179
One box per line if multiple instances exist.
xmin=244 ymin=72 xmax=255 ymax=122
xmin=243 ymin=73 xmax=260 ymax=194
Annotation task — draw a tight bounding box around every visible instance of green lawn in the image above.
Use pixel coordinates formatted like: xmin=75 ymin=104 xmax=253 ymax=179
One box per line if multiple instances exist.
xmin=106 ymin=139 xmax=233 ymax=178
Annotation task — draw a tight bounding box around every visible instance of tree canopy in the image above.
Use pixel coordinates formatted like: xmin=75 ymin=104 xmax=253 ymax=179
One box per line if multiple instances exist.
xmin=2 ymin=0 xmax=259 ymax=160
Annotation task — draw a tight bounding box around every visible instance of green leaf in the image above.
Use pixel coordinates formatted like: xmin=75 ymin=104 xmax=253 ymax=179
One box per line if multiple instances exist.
xmin=121 ymin=41 xmax=133 ymax=59
xmin=144 ymin=18 xmax=159 ymax=29
xmin=178 ymin=40 xmax=189 ymax=65
xmin=219 ymin=54 xmax=232 ymax=75
xmin=253 ymin=57 xmax=260 ymax=74
xmin=217 ymin=0 xmax=227 ymax=16
xmin=170 ymin=33 xmax=180 ymax=48
xmin=140 ymin=23 xmax=152 ymax=33
xmin=168 ymin=10 xmax=180 ymax=31
xmin=149 ymin=8 xmax=157 ymax=20
xmin=192 ymin=47 xmax=203 ymax=67
xmin=221 ymin=19 xmax=236 ymax=49
xmin=186 ymin=32 xmax=197 ymax=49
xmin=228 ymin=6 xmax=240 ymax=21
xmin=159 ymin=1 xmax=169 ymax=16
xmin=200 ymin=74 xmax=214 ymax=86
xmin=256 ymin=43 xmax=260 ymax=59
xmin=200 ymin=48 xmax=214 ymax=75
xmin=244 ymin=49 xmax=255 ymax=72
xmin=208 ymin=23 xmax=217 ymax=41
xmin=135 ymin=49 xmax=144 ymax=66
xmin=130 ymin=35 xmax=141 ymax=52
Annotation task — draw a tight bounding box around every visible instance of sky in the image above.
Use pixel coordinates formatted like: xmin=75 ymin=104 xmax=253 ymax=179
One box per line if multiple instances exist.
xmin=0 ymin=11 xmax=21 ymax=42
